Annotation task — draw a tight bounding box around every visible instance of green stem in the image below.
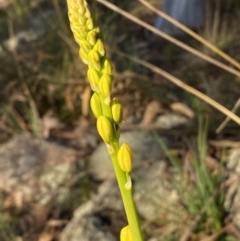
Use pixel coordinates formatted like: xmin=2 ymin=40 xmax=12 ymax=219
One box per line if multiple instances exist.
xmin=110 ymin=139 xmax=144 ymax=241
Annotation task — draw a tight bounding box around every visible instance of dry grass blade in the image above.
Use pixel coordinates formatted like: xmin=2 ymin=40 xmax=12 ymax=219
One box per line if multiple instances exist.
xmin=118 ymin=52 xmax=240 ymax=125
xmin=199 ymin=224 xmax=231 ymax=241
xmin=216 ymin=98 xmax=240 ymax=133
xmin=179 ymin=205 xmax=206 ymax=241
xmin=137 ymin=0 xmax=240 ymax=70
xmin=96 ymin=0 xmax=240 ymax=79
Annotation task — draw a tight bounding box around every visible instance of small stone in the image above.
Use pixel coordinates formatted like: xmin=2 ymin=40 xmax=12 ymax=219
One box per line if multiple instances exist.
xmin=155 ymin=113 xmax=190 ymax=129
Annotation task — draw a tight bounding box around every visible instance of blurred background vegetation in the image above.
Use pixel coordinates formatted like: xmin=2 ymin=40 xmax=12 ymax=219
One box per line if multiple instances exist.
xmin=0 ymin=0 xmax=240 ymax=240
xmin=0 ymin=0 xmax=239 ymax=142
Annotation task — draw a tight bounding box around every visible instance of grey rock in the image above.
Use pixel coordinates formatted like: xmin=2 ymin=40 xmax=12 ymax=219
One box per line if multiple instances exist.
xmin=224 ymin=149 xmax=240 ymax=229
xmin=134 ymin=161 xmax=178 ymax=220
xmin=89 ymin=131 xmax=168 ymax=180
xmin=155 ymin=113 xmax=190 ymax=129
xmin=0 ymin=135 xmax=77 ymax=212
xmin=59 ymin=179 xmax=122 ymax=241
xmin=59 ymin=201 xmax=116 ymax=241
xmin=226 ymin=148 xmax=240 ymax=175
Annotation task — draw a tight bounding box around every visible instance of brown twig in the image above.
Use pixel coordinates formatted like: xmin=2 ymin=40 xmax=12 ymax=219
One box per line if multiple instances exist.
xmin=118 ymin=52 xmax=240 ymax=125
xmin=137 ymin=0 xmax=240 ymax=70
xmin=216 ymin=98 xmax=240 ymax=133
xmin=96 ymin=0 xmax=240 ymax=79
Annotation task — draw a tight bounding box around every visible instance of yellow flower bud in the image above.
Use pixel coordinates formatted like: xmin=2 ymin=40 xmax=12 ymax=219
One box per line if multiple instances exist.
xmin=97 ymin=116 xmax=114 ymax=143
xmin=70 ymin=22 xmax=80 ymax=32
xmin=84 ymin=8 xmax=91 ymax=18
xmin=87 ymin=67 xmax=100 ymax=91
xmin=83 ymin=0 xmax=88 ymax=7
xmin=120 ymin=225 xmax=133 ymax=241
xmin=78 ymin=15 xmax=86 ymax=25
xmin=88 ymin=49 xmax=101 ymax=71
xmin=76 ymin=0 xmax=84 ymax=5
xmin=78 ymin=4 xmax=86 ymax=15
xmin=80 ymin=40 xmax=92 ymax=53
xmin=94 ymin=39 xmax=105 ymax=57
xmin=87 ymin=30 xmax=97 ymax=46
xmin=111 ymin=98 xmax=123 ymax=124
xmin=99 ymin=74 xmax=112 ymax=98
xmin=102 ymin=58 xmax=113 ymax=75
xmin=86 ymin=18 xmax=94 ymax=30
xmin=79 ymin=26 xmax=88 ymax=38
xmin=90 ymin=93 xmax=102 ymax=118
xmin=79 ymin=48 xmax=89 ymax=64
xmin=73 ymin=32 xmax=82 ymax=45
xmin=118 ymin=143 xmax=133 ymax=173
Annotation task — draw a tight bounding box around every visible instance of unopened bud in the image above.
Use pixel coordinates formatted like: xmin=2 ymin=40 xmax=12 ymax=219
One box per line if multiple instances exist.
xmin=94 ymin=39 xmax=105 ymax=57
xmin=86 ymin=18 xmax=94 ymax=30
xmin=88 ymin=49 xmax=101 ymax=71
xmin=97 ymin=116 xmax=114 ymax=143
xmin=99 ymin=74 xmax=112 ymax=98
xmin=87 ymin=68 xmax=100 ymax=92
xmin=79 ymin=15 xmax=86 ymax=25
xmin=90 ymin=93 xmax=102 ymax=118
xmin=79 ymin=48 xmax=89 ymax=64
xmin=73 ymin=32 xmax=82 ymax=45
xmin=87 ymin=30 xmax=97 ymax=46
xmin=118 ymin=143 xmax=133 ymax=173
xmin=78 ymin=4 xmax=86 ymax=15
xmin=102 ymin=58 xmax=113 ymax=75
xmin=84 ymin=8 xmax=91 ymax=18
xmin=111 ymin=98 xmax=123 ymax=124
xmin=77 ymin=0 xmax=84 ymax=5
xmin=120 ymin=225 xmax=133 ymax=241
xmin=79 ymin=26 xmax=88 ymax=38
xmin=81 ymin=40 xmax=92 ymax=53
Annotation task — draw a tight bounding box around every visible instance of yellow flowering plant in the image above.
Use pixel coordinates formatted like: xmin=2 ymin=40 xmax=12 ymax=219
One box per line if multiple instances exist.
xmin=66 ymin=0 xmax=144 ymax=240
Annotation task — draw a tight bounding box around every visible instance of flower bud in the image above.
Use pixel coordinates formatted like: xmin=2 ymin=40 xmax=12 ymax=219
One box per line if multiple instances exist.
xmin=90 ymin=93 xmax=102 ymax=118
xmin=97 ymin=116 xmax=114 ymax=143
xmin=83 ymin=0 xmax=88 ymax=7
xmin=94 ymin=39 xmax=105 ymax=57
xmin=70 ymin=22 xmax=78 ymax=32
xmin=87 ymin=67 xmax=100 ymax=92
xmin=81 ymin=40 xmax=92 ymax=53
xmin=102 ymin=58 xmax=113 ymax=75
xmin=99 ymin=74 xmax=112 ymax=98
xmin=77 ymin=0 xmax=84 ymax=5
xmin=78 ymin=4 xmax=86 ymax=15
xmin=79 ymin=48 xmax=89 ymax=64
xmin=79 ymin=26 xmax=88 ymax=38
xmin=87 ymin=30 xmax=97 ymax=46
xmin=78 ymin=15 xmax=86 ymax=25
xmin=111 ymin=98 xmax=123 ymax=124
xmin=88 ymin=49 xmax=101 ymax=71
xmin=120 ymin=225 xmax=133 ymax=241
xmin=84 ymin=8 xmax=91 ymax=18
xmin=73 ymin=32 xmax=82 ymax=45
xmin=118 ymin=143 xmax=133 ymax=173
xmin=86 ymin=18 xmax=94 ymax=30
